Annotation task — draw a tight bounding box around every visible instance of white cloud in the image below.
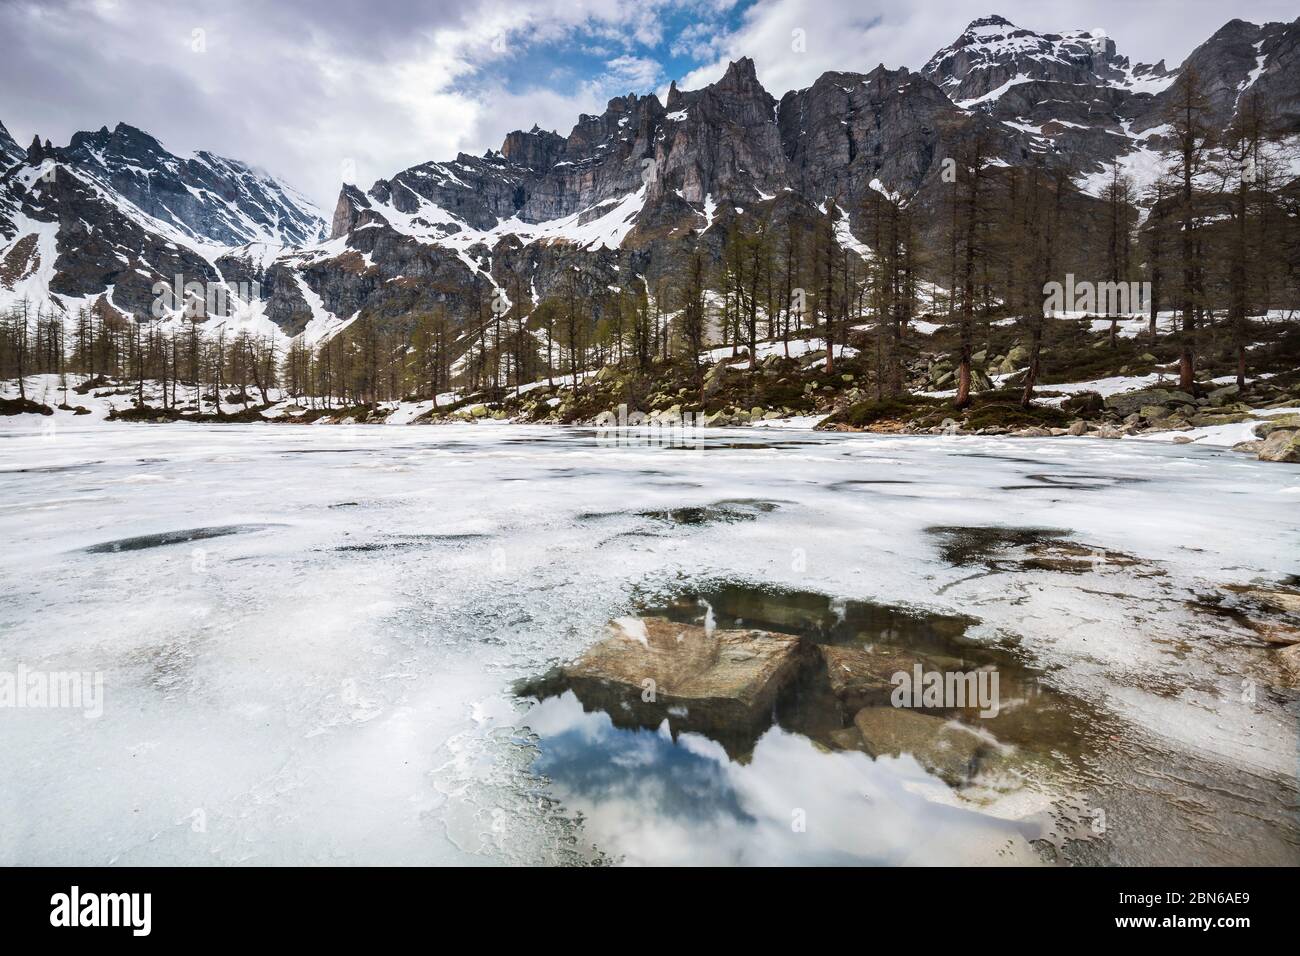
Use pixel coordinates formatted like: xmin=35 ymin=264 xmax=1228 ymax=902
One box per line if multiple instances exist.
xmin=604 ymin=54 xmax=665 ymax=90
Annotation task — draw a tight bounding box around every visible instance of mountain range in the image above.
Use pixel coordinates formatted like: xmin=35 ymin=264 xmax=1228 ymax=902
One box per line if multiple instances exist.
xmin=1 ymin=13 xmax=1297 ymax=357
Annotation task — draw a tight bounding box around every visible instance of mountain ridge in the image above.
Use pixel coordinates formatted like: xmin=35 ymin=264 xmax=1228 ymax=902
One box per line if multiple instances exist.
xmin=1 ymin=13 xmax=1296 ymax=360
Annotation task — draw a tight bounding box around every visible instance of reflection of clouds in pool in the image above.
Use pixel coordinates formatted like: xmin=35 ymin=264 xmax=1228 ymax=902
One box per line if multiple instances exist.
xmin=526 ymin=693 xmax=1042 ymax=866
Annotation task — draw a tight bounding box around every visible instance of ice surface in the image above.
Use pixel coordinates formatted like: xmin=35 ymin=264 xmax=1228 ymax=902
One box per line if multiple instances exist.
xmin=0 ymin=422 xmax=1296 ymax=864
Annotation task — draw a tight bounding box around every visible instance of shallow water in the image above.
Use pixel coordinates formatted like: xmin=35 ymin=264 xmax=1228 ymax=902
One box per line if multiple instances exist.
xmin=0 ymin=421 xmax=1296 ymax=865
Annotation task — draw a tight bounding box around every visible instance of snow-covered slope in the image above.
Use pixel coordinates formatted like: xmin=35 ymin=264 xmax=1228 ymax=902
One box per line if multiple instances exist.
xmin=0 ymin=121 xmax=325 ymax=342
xmin=58 ymin=123 xmax=323 ymax=247
xmin=0 ymin=120 xmax=24 ymax=167
xmin=921 ymin=14 xmax=1298 ymax=197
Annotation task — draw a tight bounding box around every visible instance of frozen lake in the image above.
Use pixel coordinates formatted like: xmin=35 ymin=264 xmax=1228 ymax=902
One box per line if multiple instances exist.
xmin=1 ymin=421 xmax=1297 ymax=865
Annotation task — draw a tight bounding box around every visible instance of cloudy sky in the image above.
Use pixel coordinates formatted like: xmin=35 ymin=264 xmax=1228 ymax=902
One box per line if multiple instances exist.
xmin=2 ymin=0 xmax=1294 ymax=211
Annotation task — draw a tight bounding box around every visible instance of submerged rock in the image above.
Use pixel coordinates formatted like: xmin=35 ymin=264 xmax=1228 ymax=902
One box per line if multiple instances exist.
xmin=818 ymin=644 xmax=930 ymax=711
xmin=848 ymin=707 xmax=1005 ymax=787
xmin=538 ymin=617 xmax=806 ymax=753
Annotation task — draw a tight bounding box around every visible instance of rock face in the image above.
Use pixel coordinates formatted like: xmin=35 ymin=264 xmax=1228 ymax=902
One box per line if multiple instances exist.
xmin=1170 ymin=18 xmax=1300 ymax=133
xmin=779 ymin=65 xmax=990 ymax=215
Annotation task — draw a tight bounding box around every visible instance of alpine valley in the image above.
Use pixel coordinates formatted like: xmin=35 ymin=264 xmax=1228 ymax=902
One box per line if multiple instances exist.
xmin=2 ymin=13 xmax=1299 ymax=446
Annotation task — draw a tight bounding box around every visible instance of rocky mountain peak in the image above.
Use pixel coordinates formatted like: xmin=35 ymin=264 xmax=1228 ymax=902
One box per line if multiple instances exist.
xmin=500 ymin=126 xmax=566 ymax=171
xmin=1171 ymin=16 xmax=1298 ymax=129
xmin=718 ymin=56 xmax=762 ymax=90
xmin=50 ymin=121 xmax=325 ymax=246
xmin=0 ymin=121 xmax=24 ymax=165
xmin=965 ymin=14 xmax=1015 ymax=32
xmin=923 ymin=13 xmax=1129 ymax=105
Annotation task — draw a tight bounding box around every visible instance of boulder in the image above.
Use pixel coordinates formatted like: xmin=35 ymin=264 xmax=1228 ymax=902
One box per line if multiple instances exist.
xmin=557 ymin=617 xmax=805 ymax=746
xmin=1254 ymin=414 xmax=1300 ymax=438
xmin=1063 ymin=391 xmax=1104 ymax=416
xmin=1104 ymin=388 xmax=1195 ymax=417
xmin=1190 ymin=412 xmax=1251 ymax=427
xmin=1067 ymin=420 xmax=1088 ymax=436
xmin=1208 ymin=384 xmax=1240 ymax=406
xmin=1258 ymin=429 xmax=1300 ymax=463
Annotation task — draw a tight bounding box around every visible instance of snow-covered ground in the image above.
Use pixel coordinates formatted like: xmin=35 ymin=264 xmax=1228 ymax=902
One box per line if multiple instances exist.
xmin=0 ymin=422 xmax=1296 ymax=865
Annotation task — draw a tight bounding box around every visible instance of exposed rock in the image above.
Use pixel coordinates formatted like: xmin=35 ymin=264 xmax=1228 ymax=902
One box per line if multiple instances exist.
xmin=558 ymin=616 xmax=805 ymax=739
xmin=1277 ymin=644 xmax=1300 ymax=688
xmin=1253 ymin=624 xmax=1300 ymax=646
xmin=1254 ymin=414 xmax=1300 ymax=438
xmin=1208 ymin=384 xmax=1240 ymax=405
xmin=1104 ymin=388 xmax=1195 ymax=417
xmin=1258 ymin=429 xmax=1300 ymax=463
xmin=1225 ymin=585 xmax=1300 ymax=616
